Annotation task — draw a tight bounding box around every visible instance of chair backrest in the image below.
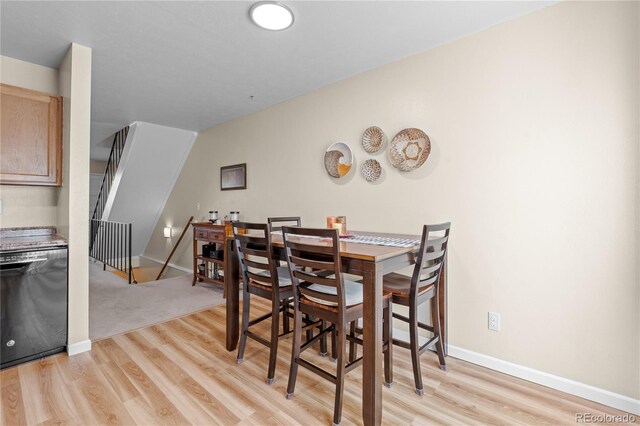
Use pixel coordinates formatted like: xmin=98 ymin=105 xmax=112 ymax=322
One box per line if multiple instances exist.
xmin=267 ymin=216 xmax=301 ymax=233
xmin=281 ymin=226 xmax=346 ymax=308
xmin=233 ymin=222 xmax=279 ymax=288
xmin=410 ymin=223 xmax=451 ymax=297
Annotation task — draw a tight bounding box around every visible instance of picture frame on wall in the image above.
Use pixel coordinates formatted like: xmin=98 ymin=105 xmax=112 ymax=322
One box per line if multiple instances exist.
xmin=220 ymin=163 xmax=247 ymax=191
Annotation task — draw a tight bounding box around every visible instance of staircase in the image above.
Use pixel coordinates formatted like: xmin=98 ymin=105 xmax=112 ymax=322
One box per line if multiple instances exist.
xmin=89 ymin=122 xmax=197 ymax=283
xmin=89 ymin=127 xmax=134 ymax=282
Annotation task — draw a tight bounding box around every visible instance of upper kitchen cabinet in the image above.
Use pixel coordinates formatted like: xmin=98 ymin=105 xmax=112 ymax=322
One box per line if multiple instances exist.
xmin=0 ymin=84 xmax=62 ymax=186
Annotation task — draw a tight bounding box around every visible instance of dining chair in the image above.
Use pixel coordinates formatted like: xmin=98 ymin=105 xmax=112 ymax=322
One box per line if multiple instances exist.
xmin=233 ymin=222 xmax=300 ymax=384
xmin=282 ymin=226 xmax=392 ymax=426
xmin=267 ymin=216 xmax=301 ymax=232
xmin=382 ymin=222 xmax=450 ymax=395
xmin=268 ymin=216 xmax=330 ymax=356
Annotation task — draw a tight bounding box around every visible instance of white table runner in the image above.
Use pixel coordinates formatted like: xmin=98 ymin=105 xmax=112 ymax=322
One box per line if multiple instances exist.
xmin=272 ymin=231 xmax=420 ymax=248
xmin=341 ymin=234 xmax=420 ymax=248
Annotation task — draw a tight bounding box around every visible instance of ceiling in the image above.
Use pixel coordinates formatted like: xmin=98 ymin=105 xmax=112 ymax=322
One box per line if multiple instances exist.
xmin=1 ymin=1 xmax=554 ymax=160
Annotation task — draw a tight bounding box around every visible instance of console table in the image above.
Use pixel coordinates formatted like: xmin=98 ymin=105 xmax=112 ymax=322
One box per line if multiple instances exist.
xmin=191 ymin=221 xmax=240 ymax=350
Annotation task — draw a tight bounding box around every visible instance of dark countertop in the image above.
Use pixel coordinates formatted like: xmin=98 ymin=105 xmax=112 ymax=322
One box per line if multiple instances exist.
xmin=0 ymin=227 xmax=68 ymax=252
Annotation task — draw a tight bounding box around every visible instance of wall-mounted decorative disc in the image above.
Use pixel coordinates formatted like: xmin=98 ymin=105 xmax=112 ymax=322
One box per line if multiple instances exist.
xmin=389 ymin=128 xmax=430 ymax=172
xmin=324 ymin=142 xmax=353 ymax=178
xmin=361 ymin=159 xmax=382 ymax=182
xmin=362 ymin=126 xmax=387 ymax=153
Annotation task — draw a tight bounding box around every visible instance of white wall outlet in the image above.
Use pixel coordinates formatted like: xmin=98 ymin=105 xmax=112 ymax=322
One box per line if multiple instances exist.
xmin=488 ymin=312 xmax=501 ymax=331
xmin=196 ymin=202 xmax=200 ymax=211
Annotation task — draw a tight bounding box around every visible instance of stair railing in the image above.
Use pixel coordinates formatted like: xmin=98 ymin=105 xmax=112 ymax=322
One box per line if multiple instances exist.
xmin=90 ymin=126 xmax=129 ymax=223
xmin=89 ymin=126 xmax=129 ymax=254
xmin=90 ymin=219 xmax=136 ymax=284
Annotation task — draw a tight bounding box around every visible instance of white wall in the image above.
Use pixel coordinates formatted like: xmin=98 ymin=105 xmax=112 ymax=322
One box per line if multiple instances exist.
xmin=146 ymin=1 xmax=639 ymax=403
xmin=0 ymin=56 xmax=59 ymax=228
xmin=57 ymin=43 xmax=92 ymax=350
xmin=105 ymin=122 xmax=196 ymax=255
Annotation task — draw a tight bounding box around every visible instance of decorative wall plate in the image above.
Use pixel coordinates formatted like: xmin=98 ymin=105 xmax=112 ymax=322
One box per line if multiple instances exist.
xmin=361 ymin=159 xmax=382 ymax=182
xmin=324 ymin=142 xmax=353 ymax=178
xmin=362 ymin=126 xmax=387 ymax=153
xmin=389 ymin=128 xmax=431 ymax=172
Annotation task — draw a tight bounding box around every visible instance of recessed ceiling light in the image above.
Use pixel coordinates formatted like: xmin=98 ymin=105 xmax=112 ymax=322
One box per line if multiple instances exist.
xmin=250 ymin=2 xmax=294 ymax=31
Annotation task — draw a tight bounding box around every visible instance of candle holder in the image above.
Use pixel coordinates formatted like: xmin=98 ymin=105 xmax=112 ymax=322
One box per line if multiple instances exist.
xmin=327 ymin=216 xmax=348 ymax=236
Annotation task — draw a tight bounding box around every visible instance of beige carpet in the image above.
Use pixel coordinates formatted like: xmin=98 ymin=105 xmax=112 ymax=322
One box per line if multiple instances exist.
xmin=89 ymin=260 xmax=226 ymax=340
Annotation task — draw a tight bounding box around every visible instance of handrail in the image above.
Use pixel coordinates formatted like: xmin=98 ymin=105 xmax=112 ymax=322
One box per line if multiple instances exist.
xmin=90 ymin=126 xmax=129 ymax=255
xmin=155 ymin=216 xmax=194 ymax=281
xmin=91 ymin=126 xmax=129 ymax=223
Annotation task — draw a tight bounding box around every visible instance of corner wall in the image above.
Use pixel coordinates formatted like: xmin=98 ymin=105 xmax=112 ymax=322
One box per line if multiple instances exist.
xmin=57 ymin=43 xmax=92 ymax=350
xmin=146 ymin=1 xmax=639 ymax=403
xmin=0 ymin=56 xmax=59 ymax=228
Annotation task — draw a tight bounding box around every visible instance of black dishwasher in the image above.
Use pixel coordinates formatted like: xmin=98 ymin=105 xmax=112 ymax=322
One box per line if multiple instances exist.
xmin=0 ymin=247 xmax=68 ymax=369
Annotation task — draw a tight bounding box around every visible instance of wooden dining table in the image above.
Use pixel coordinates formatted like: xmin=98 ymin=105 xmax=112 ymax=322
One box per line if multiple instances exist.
xmin=224 ymin=230 xmax=448 ymax=426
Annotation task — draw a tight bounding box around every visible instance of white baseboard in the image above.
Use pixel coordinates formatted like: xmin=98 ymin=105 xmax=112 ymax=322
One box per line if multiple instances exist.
xmin=140 ymin=255 xmax=192 ymax=274
xmin=392 ymin=329 xmax=639 ymax=415
xmin=67 ymin=339 xmax=92 ymax=356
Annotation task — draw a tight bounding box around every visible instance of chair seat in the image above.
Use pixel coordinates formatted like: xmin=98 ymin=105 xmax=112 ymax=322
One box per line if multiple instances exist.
xmin=251 ymin=266 xmax=292 ymax=287
xmin=304 ymin=279 xmax=363 ymax=307
xmin=383 ymin=272 xmax=434 ymax=296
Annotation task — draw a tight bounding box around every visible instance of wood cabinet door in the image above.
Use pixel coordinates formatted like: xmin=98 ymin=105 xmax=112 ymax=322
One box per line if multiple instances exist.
xmin=0 ymin=84 xmax=62 ymax=186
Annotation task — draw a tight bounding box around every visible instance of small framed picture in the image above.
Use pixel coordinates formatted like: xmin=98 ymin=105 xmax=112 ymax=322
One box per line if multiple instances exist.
xmin=220 ymin=163 xmax=247 ymax=191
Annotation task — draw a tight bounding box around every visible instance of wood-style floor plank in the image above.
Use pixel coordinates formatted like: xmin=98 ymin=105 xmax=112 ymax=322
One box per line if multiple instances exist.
xmin=0 ymin=368 xmax=26 ymax=426
xmin=1 ymin=297 xmax=635 ymax=425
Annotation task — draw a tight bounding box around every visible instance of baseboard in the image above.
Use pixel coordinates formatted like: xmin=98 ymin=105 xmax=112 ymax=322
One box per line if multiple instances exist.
xmin=392 ymin=329 xmax=639 ymax=415
xmin=140 ymin=255 xmax=192 ymax=274
xmin=67 ymin=339 xmax=92 ymax=356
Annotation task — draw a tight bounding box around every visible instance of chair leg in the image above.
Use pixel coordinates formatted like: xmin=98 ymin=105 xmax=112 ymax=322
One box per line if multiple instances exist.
xmin=431 ymin=293 xmax=447 ymax=370
xmin=286 ymin=301 xmax=302 ymax=399
xmin=320 ymin=320 xmax=328 ymax=357
xmin=305 ymin=314 xmax=313 ymax=343
xmin=331 ymin=324 xmax=337 ymax=361
xmin=383 ymin=302 xmax=393 ymax=387
xmin=409 ymin=301 xmax=424 ymax=395
xmin=236 ymin=287 xmax=250 ymax=363
xmin=348 ymin=321 xmax=357 ymax=363
xmin=266 ymin=297 xmax=280 ymax=384
xmin=282 ymin=299 xmax=290 ymax=334
xmin=333 ymin=321 xmax=346 ymax=426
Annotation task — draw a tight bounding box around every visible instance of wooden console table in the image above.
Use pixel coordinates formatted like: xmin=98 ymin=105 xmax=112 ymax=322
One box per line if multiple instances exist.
xmin=191 ymin=221 xmax=240 ymax=350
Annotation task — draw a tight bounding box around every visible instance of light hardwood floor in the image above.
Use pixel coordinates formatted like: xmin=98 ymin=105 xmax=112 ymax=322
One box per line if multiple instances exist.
xmin=1 ymin=298 xmax=635 ymax=425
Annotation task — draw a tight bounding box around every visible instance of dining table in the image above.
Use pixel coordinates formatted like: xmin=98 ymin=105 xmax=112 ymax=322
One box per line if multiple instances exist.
xmin=223 ymin=230 xmax=448 ymax=426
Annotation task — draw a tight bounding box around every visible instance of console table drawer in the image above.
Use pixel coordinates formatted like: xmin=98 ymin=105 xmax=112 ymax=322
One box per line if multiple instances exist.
xmin=195 ymin=229 xmax=209 ymax=240
xmin=208 ymin=231 xmax=225 ymax=242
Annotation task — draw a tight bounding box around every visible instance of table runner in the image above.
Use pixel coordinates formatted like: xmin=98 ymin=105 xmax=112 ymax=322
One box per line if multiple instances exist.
xmin=271 ymin=231 xmax=420 ymax=248
xmin=341 ymin=234 xmax=420 ymax=248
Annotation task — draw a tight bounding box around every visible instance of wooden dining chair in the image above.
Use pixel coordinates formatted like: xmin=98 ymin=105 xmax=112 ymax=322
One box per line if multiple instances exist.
xmin=383 ymin=222 xmax=450 ymax=395
xmin=233 ymin=222 xmax=298 ymax=384
xmin=282 ymin=226 xmax=392 ymax=426
xmin=269 ymin=216 xmax=331 ymax=356
xmin=267 ymin=216 xmax=301 ymax=232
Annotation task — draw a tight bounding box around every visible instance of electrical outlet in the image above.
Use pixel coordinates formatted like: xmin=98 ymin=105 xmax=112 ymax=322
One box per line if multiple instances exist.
xmin=488 ymin=312 xmax=501 ymax=331
xmin=196 ymin=202 xmax=200 ymax=211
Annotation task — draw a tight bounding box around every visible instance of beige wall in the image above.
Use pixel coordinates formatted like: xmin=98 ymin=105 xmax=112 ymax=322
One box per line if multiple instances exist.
xmin=90 ymin=160 xmax=107 ymax=175
xmin=0 ymin=55 xmax=58 ymax=94
xmin=146 ymin=2 xmax=639 ymax=399
xmin=0 ymin=56 xmax=59 ymax=228
xmin=57 ymin=43 xmax=92 ymax=346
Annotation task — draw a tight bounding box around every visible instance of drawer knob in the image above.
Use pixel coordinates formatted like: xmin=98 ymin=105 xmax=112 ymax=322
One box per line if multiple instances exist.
xmin=6 ymin=340 xmax=15 ymax=347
